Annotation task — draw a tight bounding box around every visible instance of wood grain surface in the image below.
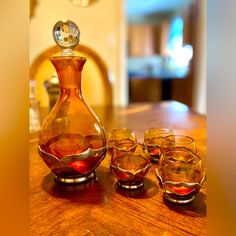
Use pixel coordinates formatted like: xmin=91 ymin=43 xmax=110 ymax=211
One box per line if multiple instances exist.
xmin=30 ymin=101 xmax=207 ymax=236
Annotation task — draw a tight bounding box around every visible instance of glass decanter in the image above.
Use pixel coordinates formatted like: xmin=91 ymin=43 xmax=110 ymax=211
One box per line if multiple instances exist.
xmin=38 ymin=20 xmax=107 ymax=184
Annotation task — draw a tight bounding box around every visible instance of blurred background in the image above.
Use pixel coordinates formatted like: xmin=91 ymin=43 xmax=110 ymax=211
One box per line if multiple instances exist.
xmin=30 ymin=0 xmax=206 ymax=114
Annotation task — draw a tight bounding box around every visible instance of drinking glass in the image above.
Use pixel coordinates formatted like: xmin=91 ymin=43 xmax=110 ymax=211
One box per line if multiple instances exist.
xmin=156 ymin=149 xmax=205 ymax=204
xmin=110 ymin=143 xmax=151 ymax=190
xmin=144 ymin=127 xmax=173 ymax=162
xmin=161 ymin=135 xmax=197 ymax=154
xmin=107 ymin=128 xmax=137 ymax=155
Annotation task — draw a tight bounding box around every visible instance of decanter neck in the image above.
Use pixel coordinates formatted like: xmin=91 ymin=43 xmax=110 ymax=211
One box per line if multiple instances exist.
xmin=51 ymin=56 xmax=86 ymax=89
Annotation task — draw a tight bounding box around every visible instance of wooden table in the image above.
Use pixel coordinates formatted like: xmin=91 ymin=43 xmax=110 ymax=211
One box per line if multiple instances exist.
xmin=30 ymin=101 xmax=207 ymax=236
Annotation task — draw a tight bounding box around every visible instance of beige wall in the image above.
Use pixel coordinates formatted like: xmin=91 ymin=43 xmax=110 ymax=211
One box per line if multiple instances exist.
xmin=193 ymin=0 xmax=206 ymax=114
xmin=30 ymin=0 xmax=128 ymax=106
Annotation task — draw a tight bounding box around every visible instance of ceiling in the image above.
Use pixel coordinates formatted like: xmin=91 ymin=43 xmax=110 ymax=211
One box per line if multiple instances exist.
xmin=126 ymin=0 xmax=193 ymax=22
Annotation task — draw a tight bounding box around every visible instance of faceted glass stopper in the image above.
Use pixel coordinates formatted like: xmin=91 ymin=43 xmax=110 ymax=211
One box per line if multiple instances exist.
xmin=53 ymin=20 xmax=80 ymax=52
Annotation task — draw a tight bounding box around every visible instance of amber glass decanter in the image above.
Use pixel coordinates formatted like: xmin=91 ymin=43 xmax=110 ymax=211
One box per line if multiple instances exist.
xmin=38 ymin=20 xmax=107 ymax=184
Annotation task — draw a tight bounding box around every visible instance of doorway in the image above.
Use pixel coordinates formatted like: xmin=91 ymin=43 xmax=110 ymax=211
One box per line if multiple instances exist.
xmin=125 ymin=0 xmax=199 ymax=107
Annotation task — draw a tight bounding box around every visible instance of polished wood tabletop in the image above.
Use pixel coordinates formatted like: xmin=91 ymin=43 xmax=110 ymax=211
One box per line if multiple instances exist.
xmin=30 ymin=101 xmax=207 ymax=236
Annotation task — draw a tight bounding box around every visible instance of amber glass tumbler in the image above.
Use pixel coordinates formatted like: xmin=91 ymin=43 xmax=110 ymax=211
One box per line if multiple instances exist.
xmin=110 ymin=143 xmax=151 ymax=190
xmin=144 ymin=127 xmax=173 ymax=162
xmin=161 ymin=135 xmax=197 ymax=154
xmin=156 ymin=149 xmax=205 ymax=204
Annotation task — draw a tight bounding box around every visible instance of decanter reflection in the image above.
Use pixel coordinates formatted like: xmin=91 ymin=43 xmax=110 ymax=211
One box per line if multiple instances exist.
xmin=38 ymin=20 xmax=107 ymax=184
xmin=44 ymin=73 xmax=60 ymax=111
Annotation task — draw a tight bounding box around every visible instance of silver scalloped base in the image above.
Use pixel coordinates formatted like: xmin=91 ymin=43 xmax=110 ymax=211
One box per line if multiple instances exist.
xmin=54 ymin=171 xmax=95 ymax=184
xmin=163 ymin=192 xmax=195 ymax=204
xmin=38 ymin=144 xmax=106 ymax=184
xmin=117 ymin=181 xmax=144 ymax=190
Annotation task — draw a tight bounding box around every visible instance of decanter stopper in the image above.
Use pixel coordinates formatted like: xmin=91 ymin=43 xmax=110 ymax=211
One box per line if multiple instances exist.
xmin=53 ymin=19 xmax=80 ymax=56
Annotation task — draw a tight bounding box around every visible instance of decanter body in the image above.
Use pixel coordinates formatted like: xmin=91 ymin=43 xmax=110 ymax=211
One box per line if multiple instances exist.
xmin=38 ymin=20 xmax=107 ymax=183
